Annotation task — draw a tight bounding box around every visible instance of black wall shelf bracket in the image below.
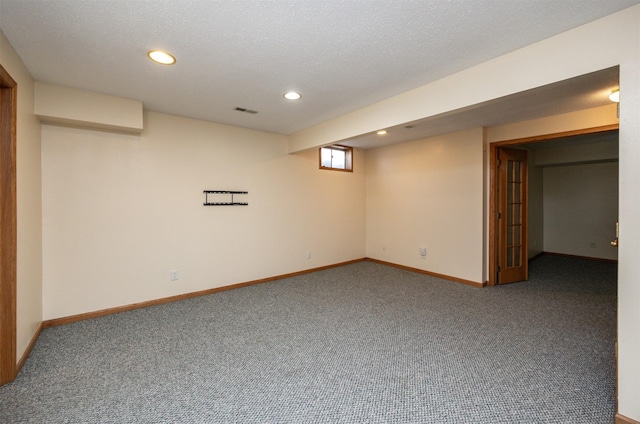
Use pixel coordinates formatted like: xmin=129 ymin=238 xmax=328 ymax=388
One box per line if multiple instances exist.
xmin=203 ymin=190 xmax=248 ymax=206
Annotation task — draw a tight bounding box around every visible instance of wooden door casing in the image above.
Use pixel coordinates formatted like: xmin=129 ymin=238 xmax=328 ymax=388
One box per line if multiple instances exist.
xmin=0 ymin=64 xmax=17 ymax=386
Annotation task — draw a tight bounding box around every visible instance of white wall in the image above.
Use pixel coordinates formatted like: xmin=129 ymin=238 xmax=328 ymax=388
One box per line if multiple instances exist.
xmin=0 ymin=31 xmax=42 ymax=363
xmin=41 ymin=111 xmax=366 ymax=319
xmin=543 ymin=162 xmax=618 ymax=260
xmin=365 ymin=128 xmax=484 ymax=283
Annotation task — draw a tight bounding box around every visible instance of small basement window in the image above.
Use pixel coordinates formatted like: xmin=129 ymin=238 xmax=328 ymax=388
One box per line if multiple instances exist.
xmin=319 ymin=145 xmax=353 ymax=172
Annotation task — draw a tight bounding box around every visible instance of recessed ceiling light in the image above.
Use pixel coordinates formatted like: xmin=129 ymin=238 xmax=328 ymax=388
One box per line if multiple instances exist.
xmin=376 ymin=130 xmax=387 ymax=135
xmin=283 ymin=91 xmax=302 ymax=100
xmin=147 ymin=50 xmax=176 ymax=65
xmin=609 ymin=89 xmax=620 ymax=102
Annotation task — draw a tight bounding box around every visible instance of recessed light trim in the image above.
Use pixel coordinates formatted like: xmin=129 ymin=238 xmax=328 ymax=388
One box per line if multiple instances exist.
xmin=284 ymin=91 xmax=302 ymax=100
xmin=147 ymin=50 xmax=176 ymax=65
xmin=376 ymin=130 xmax=387 ymax=135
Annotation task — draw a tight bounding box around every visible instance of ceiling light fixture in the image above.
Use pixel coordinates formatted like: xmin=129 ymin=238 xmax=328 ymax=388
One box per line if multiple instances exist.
xmin=283 ymin=91 xmax=302 ymax=100
xmin=609 ymin=89 xmax=620 ymax=103
xmin=147 ymin=50 xmax=176 ymax=65
xmin=376 ymin=130 xmax=387 ymax=135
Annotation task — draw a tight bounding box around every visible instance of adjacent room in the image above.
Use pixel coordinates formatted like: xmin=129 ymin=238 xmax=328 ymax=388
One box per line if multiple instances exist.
xmin=1 ymin=1 xmax=639 ymax=423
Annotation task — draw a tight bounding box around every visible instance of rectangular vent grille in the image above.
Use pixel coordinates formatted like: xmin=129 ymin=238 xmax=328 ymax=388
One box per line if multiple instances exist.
xmin=235 ymin=107 xmax=259 ymax=114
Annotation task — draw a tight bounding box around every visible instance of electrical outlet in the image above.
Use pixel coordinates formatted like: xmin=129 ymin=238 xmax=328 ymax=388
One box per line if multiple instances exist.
xmin=170 ymin=269 xmax=179 ymax=281
xmin=306 ymin=250 xmax=312 ymax=259
xmin=382 ymin=246 xmax=386 ymax=253
xmin=419 ymin=247 xmax=427 ymax=257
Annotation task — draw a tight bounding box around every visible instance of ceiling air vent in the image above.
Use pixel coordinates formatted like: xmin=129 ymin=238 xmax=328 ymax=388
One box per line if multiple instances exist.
xmin=234 ymin=107 xmax=258 ymax=114
xmin=404 ymin=125 xmax=416 ymax=129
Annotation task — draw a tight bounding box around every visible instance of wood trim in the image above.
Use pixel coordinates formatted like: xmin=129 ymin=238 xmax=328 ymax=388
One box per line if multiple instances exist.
xmin=528 ymin=252 xmax=545 ymax=262
xmin=0 ymin=64 xmax=17 ymax=386
xmin=43 ymin=256 xmax=487 ymax=329
xmin=16 ymin=323 xmax=42 ymax=374
xmin=43 ymin=258 xmax=367 ymax=327
xmin=616 ymin=414 xmax=640 ymax=424
xmin=491 ymin=124 xmax=619 ymax=147
xmin=318 ymin=144 xmax=354 ymax=172
xmin=495 ymin=147 xmax=529 ymax=284
xmin=542 ymin=251 xmax=618 ymax=264
xmin=366 ymin=258 xmax=486 ymax=288
xmin=488 ymin=142 xmax=498 ymax=286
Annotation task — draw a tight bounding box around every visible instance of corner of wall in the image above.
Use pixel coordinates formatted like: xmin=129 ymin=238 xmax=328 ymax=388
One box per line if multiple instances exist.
xmin=0 ymin=29 xmax=44 ymax=364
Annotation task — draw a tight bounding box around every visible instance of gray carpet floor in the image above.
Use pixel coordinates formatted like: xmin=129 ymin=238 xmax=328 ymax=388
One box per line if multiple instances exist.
xmin=0 ymin=255 xmax=617 ymax=423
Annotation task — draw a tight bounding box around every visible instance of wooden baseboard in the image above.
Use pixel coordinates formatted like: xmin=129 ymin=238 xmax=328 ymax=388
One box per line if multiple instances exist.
xmin=43 ymin=258 xmax=367 ymax=328
xmin=528 ymin=252 xmax=545 ymax=262
xmin=43 ymin=257 xmax=484 ymax=328
xmin=616 ymin=413 xmax=640 ymax=424
xmin=365 ymin=258 xmax=485 ymax=288
xmin=16 ymin=322 xmax=42 ymax=374
xmin=543 ymin=251 xmax=618 ymax=263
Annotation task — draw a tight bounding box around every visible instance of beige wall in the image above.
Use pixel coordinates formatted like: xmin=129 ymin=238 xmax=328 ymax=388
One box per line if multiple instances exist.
xmin=364 ymin=105 xmax=619 ymax=283
xmin=486 ymin=104 xmax=618 ymax=143
xmin=365 ymin=128 xmax=485 ymax=283
xmin=543 ymin=162 xmax=618 ymax=260
xmin=34 ymin=81 xmax=143 ymax=133
xmin=0 ymin=31 xmax=43 ymax=362
xmin=41 ymin=111 xmax=366 ymax=319
xmin=527 ymin=164 xmax=544 ymax=259
xmin=5 ymin=4 xmax=640 ymax=420
xmin=308 ymin=5 xmax=638 ymax=415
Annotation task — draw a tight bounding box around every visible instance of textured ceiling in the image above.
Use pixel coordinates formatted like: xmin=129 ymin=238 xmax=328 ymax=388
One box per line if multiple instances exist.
xmin=0 ymin=0 xmax=637 ymax=143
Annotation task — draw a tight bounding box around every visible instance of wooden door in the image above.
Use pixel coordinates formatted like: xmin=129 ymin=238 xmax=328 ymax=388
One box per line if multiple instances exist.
xmin=497 ymin=147 xmax=528 ymax=284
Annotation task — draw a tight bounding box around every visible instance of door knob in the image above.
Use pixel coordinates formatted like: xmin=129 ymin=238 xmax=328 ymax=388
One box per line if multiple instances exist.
xmin=611 ymin=222 xmax=619 ymax=247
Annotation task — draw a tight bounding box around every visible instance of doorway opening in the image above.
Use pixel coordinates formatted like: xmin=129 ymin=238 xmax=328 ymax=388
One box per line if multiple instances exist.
xmin=488 ymin=124 xmax=619 ymax=286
